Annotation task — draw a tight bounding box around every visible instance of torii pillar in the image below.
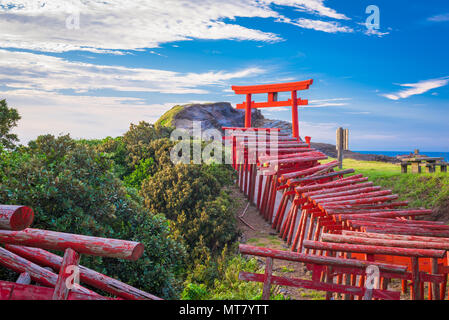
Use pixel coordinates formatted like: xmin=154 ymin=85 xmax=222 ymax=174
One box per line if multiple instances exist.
xmin=231 ymin=79 xmax=313 ymax=138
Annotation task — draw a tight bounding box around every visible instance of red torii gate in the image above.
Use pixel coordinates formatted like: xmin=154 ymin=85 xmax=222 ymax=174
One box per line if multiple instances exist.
xmin=231 ymin=79 xmax=313 ymax=138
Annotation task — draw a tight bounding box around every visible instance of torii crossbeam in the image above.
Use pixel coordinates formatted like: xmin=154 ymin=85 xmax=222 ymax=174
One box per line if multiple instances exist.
xmin=231 ymin=79 xmax=313 ymax=138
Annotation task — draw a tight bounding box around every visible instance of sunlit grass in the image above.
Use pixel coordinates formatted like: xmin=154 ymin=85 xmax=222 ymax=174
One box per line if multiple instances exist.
xmin=321 ymin=157 xmax=449 ymax=209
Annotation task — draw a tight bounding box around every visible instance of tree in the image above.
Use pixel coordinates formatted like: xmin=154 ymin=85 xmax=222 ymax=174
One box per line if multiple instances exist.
xmin=0 ymin=99 xmax=21 ymax=149
xmin=0 ymin=134 xmax=186 ymax=298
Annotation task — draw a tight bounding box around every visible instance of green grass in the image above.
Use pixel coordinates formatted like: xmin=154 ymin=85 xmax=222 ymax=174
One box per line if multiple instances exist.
xmin=322 ymin=158 xmax=449 ymax=209
xmin=279 ymin=266 xmax=295 ymax=273
xmin=298 ymin=290 xmax=326 ymax=300
xmin=155 ymin=105 xmax=184 ymax=128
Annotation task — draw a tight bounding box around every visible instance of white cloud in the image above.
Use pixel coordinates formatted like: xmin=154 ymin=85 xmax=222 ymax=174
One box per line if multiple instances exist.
xmin=428 ymin=13 xmax=449 ymax=22
xmin=268 ymin=0 xmax=349 ymax=20
xmin=0 ymin=49 xmax=266 ymax=142
xmin=289 ymin=18 xmax=353 ymax=33
xmin=308 ymin=98 xmax=351 ymax=107
xmin=2 ymin=88 xmax=181 ymax=143
xmin=364 ymin=28 xmax=390 ymax=37
xmin=381 ymin=77 xmax=449 ymax=100
xmin=0 ymin=49 xmax=265 ymax=94
xmin=0 ymin=0 xmax=350 ymax=53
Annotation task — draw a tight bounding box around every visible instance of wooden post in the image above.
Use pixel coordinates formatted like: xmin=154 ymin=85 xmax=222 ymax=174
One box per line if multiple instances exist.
xmin=291 ymin=90 xmax=299 ymax=138
xmin=411 ymin=162 xmax=421 ymax=174
xmin=6 ymin=244 xmax=162 ymax=300
xmin=401 ymin=162 xmax=408 ymax=174
xmin=52 ymin=248 xmax=80 ymax=300
xmin=411 ymin=257 xmax=421 ymax=300
xmin=262 ymin=257 xmax=273 ymax=300
xmin=0 ymin=205 xmax=34 ymax=231
xmin=245 ymin=94 xmax=252 ymax=128
xmin=0 ymin=228 xmax=144 ymax=260
xmin=336 ymin=128 xmax=344 ymax=169
xmin=431 ymin=258 xmax=439 ymax=300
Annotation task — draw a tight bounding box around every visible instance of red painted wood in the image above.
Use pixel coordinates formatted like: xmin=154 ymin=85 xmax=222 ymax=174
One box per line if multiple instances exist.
xmin=322 ymin=202 xmax=410 ymax=212
xmin=0 ymin=205 xmax=34 ymax=231
xmin=310 ymin=186 xmax=382 ymax=201
xmin=291 ymin=90 xmax=299 ymax=138
xmin=239 ymin=244 xmax=407 ymax=273
xmin=231 ymin=79 xmax=313 ymax=94
xmin=0 ymin=228 xmax=144 ymax=260
xmin=303 ymin=240 xmax=446 ymax=258
xmin=0 ymin=281 xmax=111 ymax=300
xmin=327 ymin=209 xmax=431 ymax=217
xmin=303 ymin=181 xmax=374 ymax=198
xmin=245 ymin=93 xmax=252 ymax=127
xmin=262 ymin=257 xmax=273 ymax=300
xmin=321 ymin=233 xmax=449 ymax=251
xmin=289 ymin=169 xmax=355 ymax=186
xmin=365 ymin=226 xmax=449 ymax=238
xmin=5 ymin=245 xmax=162 ymax=300
xmin=236 ymin=98 xmax=308 ymax=109
xmin=280 ymin=161 xmax=339 ymax=182
xmin=52 ymin=248 xmax=80 ymax=300
xmin=0 ymin=246 xmax=99 ymax=296
xmin=337 ymin=216 xmax=443 ymax=228
xmin=317 ymin=190 xmax=393 ymax=205
xmin=318 ymin=195 xmax=399 ymax=208
xmin=295 ymin=175 xmax=367 ymax=193
xmin=343 ymin=231 xmax=449 ymax=244
xmin=238 ymin=272 xmax=400 ymax=300
xmin=345 ymin=218 xmax=449 ymax=230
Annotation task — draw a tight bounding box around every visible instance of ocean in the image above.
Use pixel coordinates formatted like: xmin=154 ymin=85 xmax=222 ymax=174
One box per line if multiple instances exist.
xmin=354 ymin=151 xmax=449 ymax=162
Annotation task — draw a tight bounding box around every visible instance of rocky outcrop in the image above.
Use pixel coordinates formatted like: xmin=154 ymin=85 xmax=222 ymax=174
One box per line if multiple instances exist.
xmin=158 ymin=102 xmax=398 ymax=163
xmin=168 ymin=102 xmax=264 ymax=135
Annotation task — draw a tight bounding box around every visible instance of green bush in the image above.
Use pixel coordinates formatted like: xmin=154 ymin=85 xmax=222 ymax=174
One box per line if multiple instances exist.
xmin=122 ymin=121 xmax=172 ymax=169
xmin=182 ymin=248 xmax=288 ymax=300
xmin=0 ymin=134 xmax=186 ymax=298
xmin=140 ymin=163 xmax=239 ymax=262
xmin=141 ymin=163 xmax=221 ymax=220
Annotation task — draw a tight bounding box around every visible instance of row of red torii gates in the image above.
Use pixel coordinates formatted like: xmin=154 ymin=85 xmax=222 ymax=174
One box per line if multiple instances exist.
xmin=227 ymin=79 xmax=449 ymax=300
xmin=231 ymin=79 xmax=314 ymax=138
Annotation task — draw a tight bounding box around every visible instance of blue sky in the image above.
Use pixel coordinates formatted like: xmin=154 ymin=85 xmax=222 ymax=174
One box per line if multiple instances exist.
xmin=0 ymin=0 xmax=448 ymax=151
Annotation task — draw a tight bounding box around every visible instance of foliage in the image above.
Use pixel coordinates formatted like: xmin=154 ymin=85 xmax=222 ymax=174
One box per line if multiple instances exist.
xmin=141 ymin=163 xmax=239 ymax=261
xmin=122 ymin=121 xmax=172 ymax=169
xmin=0 ymin=99 xmax=21 ymax=149
xmin=182 ymin=247 xmax=287 ymax=300
xmin=93 ymin=136 xmax=129 ymax=179
xmin=0 ymin=105 xmax=246 ymax=299
xmin=141 ymin=163 xmax=221 ymax=219
xmin=0 ymin=134 xmax=185 ymax=298
xmin=124 ymin=157 xmax=155 ymax=189
xmin=155 ymin=105 xmax=184 ymax=128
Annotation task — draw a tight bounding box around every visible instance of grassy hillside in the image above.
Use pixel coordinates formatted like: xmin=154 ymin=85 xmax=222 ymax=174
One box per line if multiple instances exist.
xmin=155 ymin=105 xmax=183 ymax=128
xmin=323 ymin=158 xmax=449 ymax=215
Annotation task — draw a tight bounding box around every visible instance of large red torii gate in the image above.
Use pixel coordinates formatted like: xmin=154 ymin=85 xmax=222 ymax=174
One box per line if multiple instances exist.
xmin=231 ymin=79 xmax=313 ymax=138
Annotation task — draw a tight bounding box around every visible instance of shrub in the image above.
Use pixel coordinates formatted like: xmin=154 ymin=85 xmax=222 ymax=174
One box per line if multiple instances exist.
xmin=0 ymin=99 xmax=21 ymax=149
xmin=0 ymin=134 xmax=186 ymax=298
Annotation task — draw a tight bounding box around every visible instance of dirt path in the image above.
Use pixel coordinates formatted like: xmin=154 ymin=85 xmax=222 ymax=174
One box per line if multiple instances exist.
xmin=231 ymin=185 xmax=325 ymax=300
xmin=230 ymin=184 xmax=420 ymax=301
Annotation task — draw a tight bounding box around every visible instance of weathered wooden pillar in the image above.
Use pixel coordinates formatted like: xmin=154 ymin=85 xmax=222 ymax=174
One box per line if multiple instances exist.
xmin=0 ymin=205 xmax=34 ymax=231
xmin=262 ymin=257 xmax=273 ymax=300
xmin=52 ymin=248 xmax=80 ymax=300
xmin=291 ymin=90 xmax=299 ymax=138
xmin=411 ymin=162 xmax=421 ymax=174
xmin=245 ymin=94 xmax=252 ymax=128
